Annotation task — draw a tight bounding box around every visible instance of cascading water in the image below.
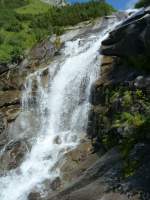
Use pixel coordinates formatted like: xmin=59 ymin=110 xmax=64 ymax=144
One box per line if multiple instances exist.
xmin=0 ymin=19 xmax=119 ymax=200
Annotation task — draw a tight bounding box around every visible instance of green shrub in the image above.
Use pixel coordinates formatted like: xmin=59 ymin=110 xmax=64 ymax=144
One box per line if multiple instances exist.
xmin=8 ymin=35 xmax=25 ymax=46
xmin=4 ymin=20 xmax=23 ymax=32
xmin=53 ymin=26 xmax=64 ymax=36
xmin=0 ymin=45 xmax=12 ymax=64
xmin=10 ymin=46 xmax=24 ymax=63
xmin=135 ymin=89 xmax=143 ymax=98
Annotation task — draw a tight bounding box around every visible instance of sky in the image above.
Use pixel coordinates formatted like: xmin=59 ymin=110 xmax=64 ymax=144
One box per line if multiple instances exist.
xmin=106 ymin=0 xmax=138 ymax=10
xmin=68 ymin=0 xmax=139 ymax=10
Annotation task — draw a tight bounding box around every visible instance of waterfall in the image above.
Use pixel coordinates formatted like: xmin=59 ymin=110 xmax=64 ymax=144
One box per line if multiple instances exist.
xmin=0 ymin=19 xmax=119 ymax=200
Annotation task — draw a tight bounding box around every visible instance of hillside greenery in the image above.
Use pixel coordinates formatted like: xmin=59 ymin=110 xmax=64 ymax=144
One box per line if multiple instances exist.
xmin=135 ymin=0 xmax=150 ymax=8
xmin=0 ymin=0 xmax=114 ymax=65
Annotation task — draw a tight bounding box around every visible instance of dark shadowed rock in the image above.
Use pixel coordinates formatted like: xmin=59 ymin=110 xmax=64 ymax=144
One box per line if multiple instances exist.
xmin=28 ymin=192 xmax=42 ymax=200
xmin=101 ymin=8 xmax=150 ymax=57
xmin=0 ymin=64 xmax=9 ymax=75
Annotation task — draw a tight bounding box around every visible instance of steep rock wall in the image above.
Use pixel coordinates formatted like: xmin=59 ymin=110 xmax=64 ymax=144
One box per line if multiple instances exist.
xmin=87 ymin=7 xmax=150 ymax=199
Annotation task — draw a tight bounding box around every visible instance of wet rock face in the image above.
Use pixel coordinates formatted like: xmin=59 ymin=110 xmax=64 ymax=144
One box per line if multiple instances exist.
xmin=0 ymin=113 xmax=8 ymax=148
xmin=48 ymin=148 xmax=146 ymax=200
xmin=0 ymin=90 xmax=20 ymax=108
xmin=30 ymin=39 xmax=58 ymax=65
xmin=60 ymin=138 xmax=99 ymax=187
xmin=101 ymin=8 xmax=150 ymax=57
xmin=47 ymin=148 xmax=150 ymax=200
xmin=0 ymin=140 xmax=29 ymax=172
xmin=28 ymin=192 xmax=42 ymax=200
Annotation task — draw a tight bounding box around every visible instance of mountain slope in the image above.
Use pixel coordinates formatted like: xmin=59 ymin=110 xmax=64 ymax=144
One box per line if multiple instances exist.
xmin=0 ymin=0 xmax=114 ymax=65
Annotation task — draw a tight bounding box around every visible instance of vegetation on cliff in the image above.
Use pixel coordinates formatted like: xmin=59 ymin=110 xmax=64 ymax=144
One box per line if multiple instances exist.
xmin=88 ymin=57 xmax=150 ymax=181
xmin=0 ymin=0 xmax=114 ymax=65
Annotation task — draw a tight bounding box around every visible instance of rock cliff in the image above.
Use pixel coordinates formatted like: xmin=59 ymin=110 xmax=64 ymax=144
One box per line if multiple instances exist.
xmin=87 ymin=7 xmax=150 ymax=199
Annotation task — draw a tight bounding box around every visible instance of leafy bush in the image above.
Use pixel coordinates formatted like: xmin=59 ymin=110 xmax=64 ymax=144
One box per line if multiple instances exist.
xmin=34 ymin=28 xmax=50 ymax=42
xmin=8 ymin=35 xmax=25 ymax=46
xmin=122 ymin=91 xmax=132 ymax=107
xmin=4 ymin=20 xmax=23 ymax=32
xmin=0 ymin=45 xmax=12 ymax=64
xmin=10 ymin=46 xmax=24 ymax=63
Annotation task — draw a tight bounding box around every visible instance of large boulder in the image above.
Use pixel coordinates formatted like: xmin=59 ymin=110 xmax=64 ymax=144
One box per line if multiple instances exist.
xmin=101 ymin=8 xmax=150 ymax=57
